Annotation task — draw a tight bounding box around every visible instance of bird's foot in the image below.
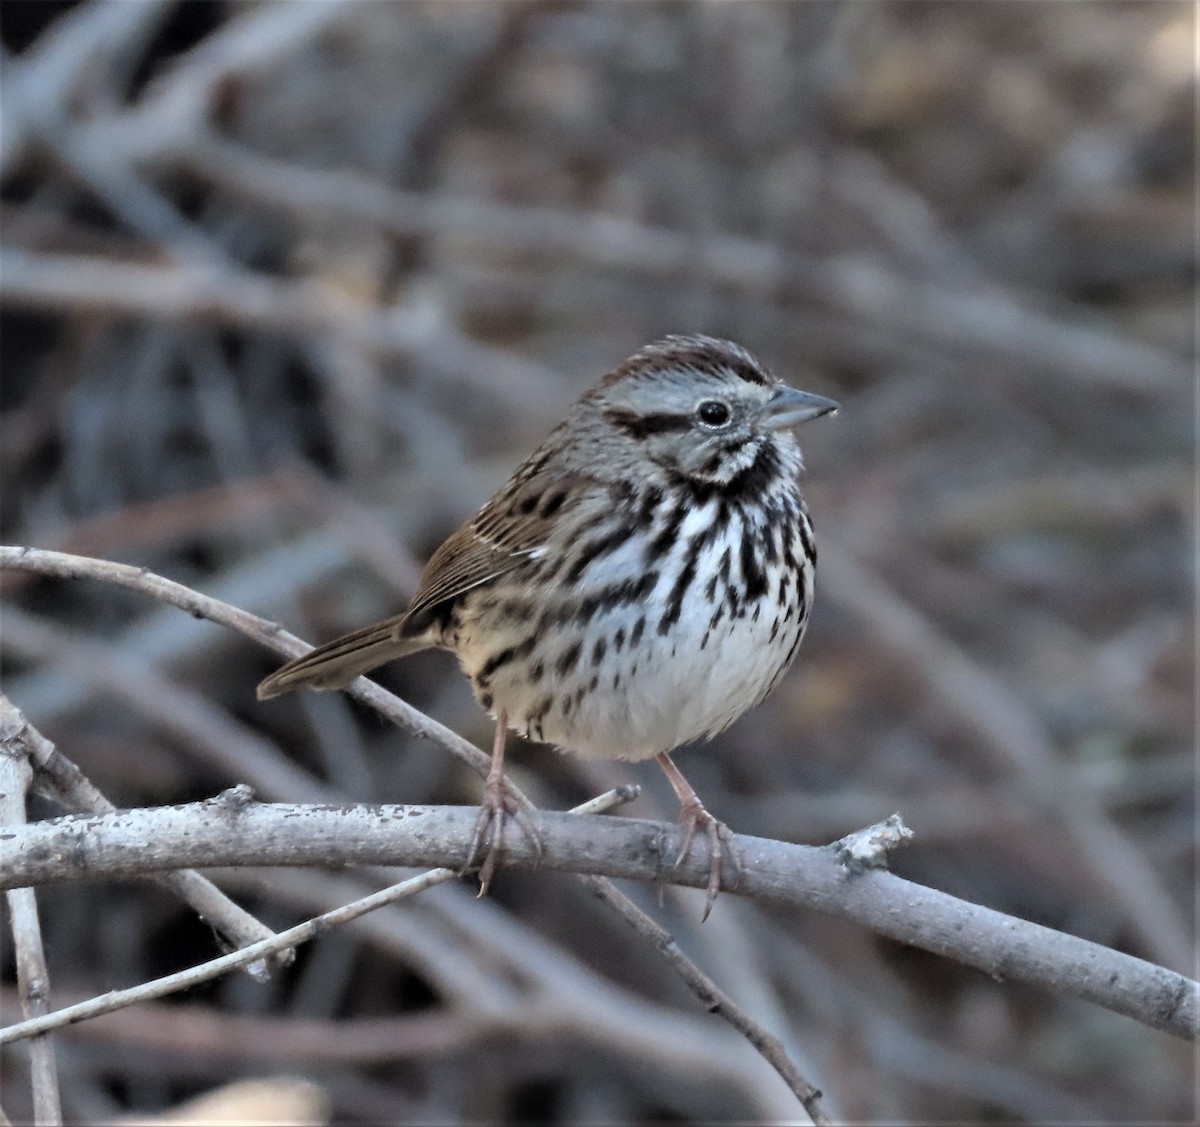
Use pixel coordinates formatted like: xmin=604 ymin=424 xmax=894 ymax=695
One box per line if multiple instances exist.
xmin=673 ymin=796 xmax=742 ymax=922
xmin=463 ymin=776 xmax=543 ymax=897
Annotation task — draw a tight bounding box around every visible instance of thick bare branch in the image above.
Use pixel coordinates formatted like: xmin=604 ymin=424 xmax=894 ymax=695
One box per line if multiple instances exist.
xmin=1 ymin=799 xmax=1194 ymax=1042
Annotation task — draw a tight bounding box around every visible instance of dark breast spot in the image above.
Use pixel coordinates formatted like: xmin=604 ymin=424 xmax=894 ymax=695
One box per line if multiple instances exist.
xmin=564 ymin=522 xmax=636 ymax=583
xmin=477 ymin=635 xmax=537 ymax=684
xmin=556 ymin=640 xmax=583 ymax=678
xmin=740 ymin=525 xmax=769 ymax=601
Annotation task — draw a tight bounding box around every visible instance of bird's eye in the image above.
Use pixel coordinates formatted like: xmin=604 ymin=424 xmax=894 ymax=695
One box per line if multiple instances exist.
xmin=696 ymin=400 xmax=732 ymax=428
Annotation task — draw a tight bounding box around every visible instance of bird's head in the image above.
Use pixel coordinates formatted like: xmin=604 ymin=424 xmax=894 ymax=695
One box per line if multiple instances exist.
xmin=582 ymin=335 xmax=838 ymax=487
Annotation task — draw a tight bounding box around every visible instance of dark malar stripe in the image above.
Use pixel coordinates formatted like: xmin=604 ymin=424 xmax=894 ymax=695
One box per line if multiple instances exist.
xmin=674 ymin=441 xmax=783 ymax=505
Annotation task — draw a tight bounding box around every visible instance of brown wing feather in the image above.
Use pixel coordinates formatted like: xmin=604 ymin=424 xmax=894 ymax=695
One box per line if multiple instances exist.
xmin=402 ymin=467 xmax=590 ymax=621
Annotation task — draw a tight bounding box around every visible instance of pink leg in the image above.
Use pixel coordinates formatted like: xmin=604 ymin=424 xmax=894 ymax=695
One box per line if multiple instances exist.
xmin=464 ymin=711 xmax=542 ymax=895
xmin=656 ymin=752 xmax=741 ymax=921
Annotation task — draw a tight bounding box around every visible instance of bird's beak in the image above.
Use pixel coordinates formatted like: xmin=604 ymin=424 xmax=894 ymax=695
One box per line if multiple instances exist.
xmin=762 ymin=385 xmax=840 ymax=430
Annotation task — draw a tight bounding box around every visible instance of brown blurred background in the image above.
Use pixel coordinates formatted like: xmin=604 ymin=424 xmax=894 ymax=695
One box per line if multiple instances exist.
xmin=0 ymin=1 xmax=1194 ymax=1122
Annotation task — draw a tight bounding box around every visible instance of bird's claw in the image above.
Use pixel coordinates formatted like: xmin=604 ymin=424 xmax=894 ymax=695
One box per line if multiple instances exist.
xmin=463 ymin=777 xmax=543 ymax=896
xmin=673 ymin=797 xmax=742 ymax=922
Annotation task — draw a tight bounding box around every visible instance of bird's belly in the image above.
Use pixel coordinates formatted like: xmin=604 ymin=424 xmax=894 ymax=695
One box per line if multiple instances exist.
xmin=548 ymin=601 xmax=807 ymax=760
xmin=461 ymin=562 xmax=809 ymax=761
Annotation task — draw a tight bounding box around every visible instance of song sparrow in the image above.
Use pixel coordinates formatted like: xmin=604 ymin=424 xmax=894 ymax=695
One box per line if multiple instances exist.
xmin=258 ymin=336 xmax=837 ymax=917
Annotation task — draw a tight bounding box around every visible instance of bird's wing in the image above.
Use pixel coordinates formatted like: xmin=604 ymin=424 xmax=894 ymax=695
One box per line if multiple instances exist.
xmin=402 ymin=469 xmax=595 ymax=622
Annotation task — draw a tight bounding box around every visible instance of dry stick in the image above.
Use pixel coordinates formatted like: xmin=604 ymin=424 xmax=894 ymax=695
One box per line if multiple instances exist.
xmin=1 ymin=799 xmax=1195 ymax=1042
xmin=0 ymin=694 xmax=286 ymax=977
xmin=0 ymin=709 xmax=62 ymax=1126
xmin=0 ymin=788 xmax=632 ymax=1044
xmin=0 ymin=549 xmax=826 ymax=1116
xmin=818 ymin=537 xmax=1192 ymax=974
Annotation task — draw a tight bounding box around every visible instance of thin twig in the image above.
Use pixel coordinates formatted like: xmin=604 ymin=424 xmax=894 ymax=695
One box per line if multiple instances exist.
xmin=581 ymin=877 xmax=830 ymax=1125
xmin=0 ymin=709 xmax=62 ymax=1125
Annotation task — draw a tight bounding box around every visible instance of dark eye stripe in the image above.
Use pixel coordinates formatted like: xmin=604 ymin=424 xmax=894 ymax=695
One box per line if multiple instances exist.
xmin=604 ymin=409 xmax=693 ymax=440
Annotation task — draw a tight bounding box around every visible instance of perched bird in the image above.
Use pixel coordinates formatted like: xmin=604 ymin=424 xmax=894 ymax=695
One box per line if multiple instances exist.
xmin=259 ymin=335 xmax=837 ymax=916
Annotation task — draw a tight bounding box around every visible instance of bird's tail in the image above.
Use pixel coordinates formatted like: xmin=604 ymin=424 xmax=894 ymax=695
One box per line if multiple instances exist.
xmin=256 ymin=615 xmax=430 ymax=700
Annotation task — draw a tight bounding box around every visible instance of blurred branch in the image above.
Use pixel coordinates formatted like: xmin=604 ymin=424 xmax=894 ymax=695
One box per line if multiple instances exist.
xmin=764 ymin=921 xmax=1095 ymax=1121
xmin=0 ymin=0 xmax=173 ymax=176
xmin=214 ymin=869 xmax=803 ymax=1120
xmin=0 ymin=703 xmax=62 ymax=1126
xmin=1 ymin=606 xmax=337 ymax=805
xmin=2 ymin=798 xmax=1196 ymax=1043
xmin=73 ymin=1 xmax=355 ymax=165
xmin=165 ymin=136 xmax=1185 ymax=393
xmin=0 ymin=247 xmax=570 ymax=408
xmin=922 ymin=462 xmax=1191 ymax=546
